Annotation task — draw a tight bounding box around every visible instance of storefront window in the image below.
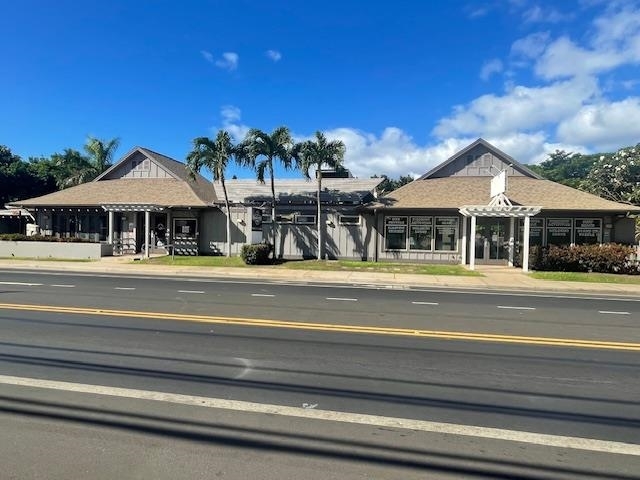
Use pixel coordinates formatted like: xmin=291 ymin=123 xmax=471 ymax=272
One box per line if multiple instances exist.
xmin=409 ymin=216 xmax=432 ymax=250
xmin=384 ymin=216 xmax=407 ymax=250
xmin=435 ymin=217 xmax=458 ymax=251
xmin=574 ymin=219 xmax=602 ymax=245
xmin=546 ymin=218 xmax=572 ymax=245
xmin=529 ymin=218 xmax=544 ymax=246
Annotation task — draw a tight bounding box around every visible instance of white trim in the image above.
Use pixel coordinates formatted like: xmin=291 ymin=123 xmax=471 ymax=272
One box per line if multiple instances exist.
xmin=338 ymin=214 xmax=361 ymax=226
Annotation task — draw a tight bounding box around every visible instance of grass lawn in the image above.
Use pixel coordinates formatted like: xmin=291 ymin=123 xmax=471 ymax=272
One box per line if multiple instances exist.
xmin=138 ymin=256 xmax=480 ymax=275
xmin=139 ymin=256 xmax=247 ymax=267
xmin=279 ymin=260 xmax=480 ymax=276
xmin=529 ymin=271 xmax=640 ymax=284
xmin=0 ymin=256 xmax=94 ymax=262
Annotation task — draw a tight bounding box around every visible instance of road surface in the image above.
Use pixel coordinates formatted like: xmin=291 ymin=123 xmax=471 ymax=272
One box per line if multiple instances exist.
xmin=0 ymin=270 xmax=638 ymax=479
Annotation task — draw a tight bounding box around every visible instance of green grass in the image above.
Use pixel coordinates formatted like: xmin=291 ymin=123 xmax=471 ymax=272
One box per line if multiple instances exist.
xmin=529 ymin=271 xmax=640 ymax=284
xmin=137 ymin=256 xmax=480 ymax=275
xmin=0 ymin=256 xmax=94 ymax=262
xmin=281 ymin=260 xmax=481 ymax=276
xmin=138 ymin=255 xmax=247 ymax=267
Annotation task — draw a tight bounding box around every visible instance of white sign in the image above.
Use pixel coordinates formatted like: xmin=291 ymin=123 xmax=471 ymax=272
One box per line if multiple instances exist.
xmin=490 ymin=170 xmax=506 ymax=198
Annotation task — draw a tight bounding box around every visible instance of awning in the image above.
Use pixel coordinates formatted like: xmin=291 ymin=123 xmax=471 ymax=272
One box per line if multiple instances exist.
xmin=101 ymin=204 xmax=165 ymax=212
xmin=459 ymin=205 xmax=542 ymax=217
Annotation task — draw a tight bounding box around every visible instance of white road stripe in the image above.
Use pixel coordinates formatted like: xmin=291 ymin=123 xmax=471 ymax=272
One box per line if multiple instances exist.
xmin=251 ymin=294 xmax=275 ymax=297
xmin=326 ymin=297 xmax=358 ymax=302
xmin=114 ymin=287 xmax=136 ymax=291
xmin=0 ymin=282 xmax=43 ymax=286
xmin=178 ymin=290 xmax=205 ymax=294
xmin=497 ymin=305 xmax=536 ymax=311
xmin=412 ymin=301 xmax=439 ymax=306
xmin=599 ymin=310 xmax=630 ymax=315
xmin=50 ymin=284 xmax=75 ymax=288
xmin=1 ymin=374 xmax=638 ymax=456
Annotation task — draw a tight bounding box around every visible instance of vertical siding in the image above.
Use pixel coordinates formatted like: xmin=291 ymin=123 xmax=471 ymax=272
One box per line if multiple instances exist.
xmin=199 ymin=207 xmax=248 ymax=255
xmin=103 ymin=151 xmax=174 ymax=179
xmin=431 ymin=145 xmax=527 ymax=178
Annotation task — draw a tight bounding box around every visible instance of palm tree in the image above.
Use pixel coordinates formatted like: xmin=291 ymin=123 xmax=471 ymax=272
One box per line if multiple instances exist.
xmin=186 ymin=131 xmax=237 ymax=257
xmin=239 ymin=127 xmax=295 ymax=259
xmin=84 ymin=136 xmax=120 ymax=177
xmin=297 ymin=132 xmax=346 ymax=260
xmin=50 ymin=148 xmax=93 ymax=189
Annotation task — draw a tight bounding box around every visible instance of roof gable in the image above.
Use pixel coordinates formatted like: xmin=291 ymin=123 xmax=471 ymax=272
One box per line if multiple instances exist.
xmin=95 ymin=147 xmax=181 ymax=181
xmin=419 ymin=138 xmax=542 ymax=180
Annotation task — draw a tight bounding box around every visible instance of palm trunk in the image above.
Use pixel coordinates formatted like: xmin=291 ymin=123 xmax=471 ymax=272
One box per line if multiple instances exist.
xmin=270 ymin=161 xmax=277 ymax=260
xmin=317 ymin=168 xmax=322 ymax=260
xmin=221 ymin=178 xmax=231 ymax=257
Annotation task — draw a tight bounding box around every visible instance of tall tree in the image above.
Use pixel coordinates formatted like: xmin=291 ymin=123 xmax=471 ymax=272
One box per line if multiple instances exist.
xmin=84 ymin=136 xmax=120 ymax=174
xmin=50 ymin=148 xmax=93 ymax=188
xmin=580 ymin=144 xmax=640 ymax=204
xmin=186 ymin=131 xmax=237 ymax=257
xmin=528 ymin=150 xmax=600 ymax=188
xmin=297 ymin=131 xmax=346 ymax=260
xmin=51 ymin=137 xmax=119 ymax=188
xmin=239 ymin=127 xmax=295 ymax=258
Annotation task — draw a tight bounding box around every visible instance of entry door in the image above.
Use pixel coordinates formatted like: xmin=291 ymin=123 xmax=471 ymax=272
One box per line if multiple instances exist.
xmin=475 ymin=218 xmax=510 ymax=263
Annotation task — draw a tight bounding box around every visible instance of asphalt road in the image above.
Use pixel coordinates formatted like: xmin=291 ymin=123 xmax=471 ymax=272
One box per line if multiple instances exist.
xmin=0 ymin=270 xmax=639 ymax=478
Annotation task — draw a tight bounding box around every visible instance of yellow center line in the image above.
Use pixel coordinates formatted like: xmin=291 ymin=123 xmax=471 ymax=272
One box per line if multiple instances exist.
xmin=0 ymin=302 xmax=639 ymax=351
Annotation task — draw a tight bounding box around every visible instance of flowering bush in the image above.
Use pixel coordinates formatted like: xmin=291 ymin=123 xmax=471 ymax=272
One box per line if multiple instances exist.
xmin=529 ymin=244 xmax=639 ymax=274
xmin=581 ymin=145 xmax=640 ymax=205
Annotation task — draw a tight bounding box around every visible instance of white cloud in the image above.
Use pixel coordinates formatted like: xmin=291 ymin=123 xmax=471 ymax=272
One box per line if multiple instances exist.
xmin=433 ymin=76 xmax=600 ymax=138
xmin=319 ymin=127 xmax=471 ymax=179
xmin=510 ymin=31 xmax=550 ymax=59
xmin=221 ymin=105 xmax=241 ymax=123
xmin=200 ymin=50 xmax=214 ymax=63
xmin=266 ymin=49 xmax=282 ymax=62
xmin=480 ymin=58 xmax=504 ymax=80
xmin=557 ymin=97 xmax=640 ymax=149
xmin=217 ymin=105 xmax=249 ymax=141
xmin=522 ymin=5 xmax=571 ymax=23
xmin=535 ymin=37 xmax=627 ymax=79
xmin=215 ymin=52 xmax=239 ymax=71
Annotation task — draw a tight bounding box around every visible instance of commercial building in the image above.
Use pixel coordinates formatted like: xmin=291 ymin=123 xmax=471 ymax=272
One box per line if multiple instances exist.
xmin=8 ymin=139 xmax=640 ymax=270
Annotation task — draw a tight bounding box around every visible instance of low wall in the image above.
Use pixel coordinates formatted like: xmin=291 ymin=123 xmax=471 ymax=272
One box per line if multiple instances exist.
xmin=0 ymin=241 xmax=110 ymax=260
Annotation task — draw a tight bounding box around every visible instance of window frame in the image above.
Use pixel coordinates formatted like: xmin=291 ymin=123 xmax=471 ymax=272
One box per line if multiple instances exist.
xmin=384 ymin=216 xmax=408 ymax=251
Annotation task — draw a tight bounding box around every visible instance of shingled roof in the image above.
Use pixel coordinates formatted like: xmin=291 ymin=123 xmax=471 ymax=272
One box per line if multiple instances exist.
xmin=376 ymin=177 xmax=640 ymax=212
xmin=11 ymin=147 xmax=217 ymax=208
xmin=215 ymin=178 xmax=382 ymax=205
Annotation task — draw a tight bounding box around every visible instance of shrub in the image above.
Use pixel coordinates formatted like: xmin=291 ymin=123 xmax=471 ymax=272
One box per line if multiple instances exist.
xmin=529 ymin=243 xmax=639 ymax=274
xmin=0 ymin=234 xmax=92 ymax=243
xmin=240 ymin=243 xmax=273 ymax=265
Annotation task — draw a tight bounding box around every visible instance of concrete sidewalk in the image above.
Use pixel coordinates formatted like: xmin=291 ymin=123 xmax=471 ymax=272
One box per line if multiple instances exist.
xmin=1 ymin=257 xmax=640 ymax=295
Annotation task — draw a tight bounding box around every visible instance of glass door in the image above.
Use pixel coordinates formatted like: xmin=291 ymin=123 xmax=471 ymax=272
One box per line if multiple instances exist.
xmin=475 ymin=218 xmax=510 ymax=262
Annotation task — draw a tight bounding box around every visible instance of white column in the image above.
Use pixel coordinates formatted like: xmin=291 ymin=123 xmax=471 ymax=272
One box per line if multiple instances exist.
xmin=144 ymin=210 xmax=150 ymax=258
xmin=522 ymin=215 xmax=531 ymax=273
xmin=460 ymin=216 xmax=467 ymax=265
xmin=107 ymin=211 xmax=114 ymax=244
xmin=469 ymin=215 xmax=476 ymax=271
xmin=508 ymin=217 xmax=515 ymax=267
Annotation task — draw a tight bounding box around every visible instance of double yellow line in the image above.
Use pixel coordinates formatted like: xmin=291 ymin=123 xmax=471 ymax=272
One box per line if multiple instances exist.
xmin=1 ymin=302 xmax=639 ymax=351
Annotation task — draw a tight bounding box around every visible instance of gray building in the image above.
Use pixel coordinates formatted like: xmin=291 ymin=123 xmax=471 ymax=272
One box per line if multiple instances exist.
xmin=8 ymin=139 xmax=640 ymax=270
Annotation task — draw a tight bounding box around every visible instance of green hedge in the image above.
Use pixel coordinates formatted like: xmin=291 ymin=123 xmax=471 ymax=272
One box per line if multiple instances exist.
xmin=240 ymin=243 xmax=273 ymax=265
xmin=529 ymin=244 xmax=639 ymax=274
xmin=0 ymin=234 xmax=92 ymax=243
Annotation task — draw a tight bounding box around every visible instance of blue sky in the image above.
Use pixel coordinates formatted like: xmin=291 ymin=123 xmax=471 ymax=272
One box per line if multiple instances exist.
xmin=2 ymin=0 xmax=640 ymax=179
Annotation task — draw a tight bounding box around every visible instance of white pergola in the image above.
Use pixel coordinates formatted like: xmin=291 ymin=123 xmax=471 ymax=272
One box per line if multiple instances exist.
xmin=459 ymin=204 xmax=542 ymax=272
xmin=102 ymin=204 xmax=165 ymax=258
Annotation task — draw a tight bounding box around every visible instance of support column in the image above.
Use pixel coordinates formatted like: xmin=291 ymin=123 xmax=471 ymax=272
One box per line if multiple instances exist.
xmin=508 ymin=217 xmax=515 ymax=267
xmin=144 ymin=210 xmax=150 ymax=258
xmin=460 ymin=216 xmax=467 ymax=265
xmin=469 ymin=215 xmax=476 ymax=271
xmin=107 ymin=211 xmax=114 ymax=244
xmin=522 ymin=215 xmax=531 ymax=273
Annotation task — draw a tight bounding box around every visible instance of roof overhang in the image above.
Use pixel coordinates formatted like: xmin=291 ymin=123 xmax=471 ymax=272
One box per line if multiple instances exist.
xmin=101 ymin=204 xmax=166 ymax=212
xmin=459 ymin=205 xmax=542 ymax=217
